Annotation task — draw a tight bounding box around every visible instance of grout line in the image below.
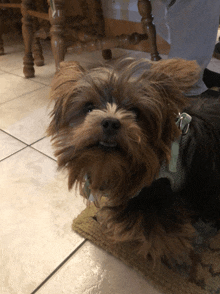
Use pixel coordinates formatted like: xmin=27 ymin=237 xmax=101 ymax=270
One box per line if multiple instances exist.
xmin=30 ymin=145 xmax=57 ymax=162
xmin=0 ymin=146 xmax=28 ymax=163
xmin=0 ymin=130 xmax=56 ymax=162
xmin=31 ymin=239 xmax=87 ymax=294
xmin=0 ymin=129 xmax=28 ymax=145
xmin=0 ymin=129 xmax=29 ymax=162
xmin=0 ymin=130 xmax=57 ymax=162
xmin=1 ymin=67 xmax=31 ymax=77
xmin=0 ymin=67 xmax=23 ymax=74
xmin=0 ymin=85 xmax=48 ymax=107
xmin=30 ymin=136 xmax=47 ymax=145
xmin=29 ymin=136 xmax=57 ymax=161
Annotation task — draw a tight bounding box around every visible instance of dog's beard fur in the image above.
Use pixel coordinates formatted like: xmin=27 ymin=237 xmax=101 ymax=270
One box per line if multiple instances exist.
xmin=53 ymin=102 xmax=161 ymax=202
xmin=47 ymin=57 xmax=201 ymax=263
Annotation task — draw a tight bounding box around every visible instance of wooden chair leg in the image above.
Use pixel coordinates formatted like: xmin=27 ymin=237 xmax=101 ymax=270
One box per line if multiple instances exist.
xmin=33 ymin=36 xmax=44 ymax=66
xmin=47 ymin=0 xmax=65 ymax=72
xmin=21 ymin=0 xmax=35 ymax=78
xmin=32 ymin=19 xmax=44 ymax=66
xmin=93 ymin=0 xmax=112 ymax=60
xmin=0 ymin=12 xmax=4 ymax=55
xmin=102 ymin=49 xmax=112 ymax=60
xmin=138 ymin=0 xmax=161 ymax=61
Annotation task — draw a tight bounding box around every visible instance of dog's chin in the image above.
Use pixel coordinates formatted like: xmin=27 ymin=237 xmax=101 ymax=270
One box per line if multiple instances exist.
xmin=66 ymin=141 xmax=145 ymax=198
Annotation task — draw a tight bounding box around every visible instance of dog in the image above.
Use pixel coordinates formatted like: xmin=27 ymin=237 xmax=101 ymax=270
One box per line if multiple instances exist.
xmin=47 ymin=57 xmax=220 ymax=264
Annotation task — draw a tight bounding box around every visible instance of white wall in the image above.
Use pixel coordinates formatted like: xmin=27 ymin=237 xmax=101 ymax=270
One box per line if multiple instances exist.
xmin=101 ymin=0 xmax=168 ymax=41
xmin=101 ymin=0 xmax=142 ymax=22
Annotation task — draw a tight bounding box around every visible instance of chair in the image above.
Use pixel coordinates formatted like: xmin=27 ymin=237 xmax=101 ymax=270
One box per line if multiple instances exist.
xmin=21 ymin=0 xmax=161 ymax=78
xmin=0 ymin=0 xmax=46 ymax=66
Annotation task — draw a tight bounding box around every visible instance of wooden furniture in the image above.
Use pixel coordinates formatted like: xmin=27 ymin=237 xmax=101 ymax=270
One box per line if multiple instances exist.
xmin=21 ymin=0 xmax=160 ymax=78
xmin=0 ymin=0 xmax=46 ymax=65
xmin=0 ymin=0 xmax=21 ymax=55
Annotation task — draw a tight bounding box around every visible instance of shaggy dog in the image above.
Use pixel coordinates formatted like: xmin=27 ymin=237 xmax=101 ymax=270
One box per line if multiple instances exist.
xmin=47 ymin=57 xmax=220 ymax=264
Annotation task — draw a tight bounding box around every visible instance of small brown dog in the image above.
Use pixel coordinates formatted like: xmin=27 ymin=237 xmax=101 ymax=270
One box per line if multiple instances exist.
xmin=47 ymin=57 xmax=220 ymax=264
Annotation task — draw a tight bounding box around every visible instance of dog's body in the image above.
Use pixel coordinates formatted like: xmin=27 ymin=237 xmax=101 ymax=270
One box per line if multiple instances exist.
xmin=47 ymin=58 xmax=220 ymax=263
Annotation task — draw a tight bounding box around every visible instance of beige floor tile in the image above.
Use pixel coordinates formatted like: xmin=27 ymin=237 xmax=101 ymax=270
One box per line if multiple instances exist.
xmin=125 ymin=50 xmax=170 ymax=61
xmin=0 ymin=50 xmax=26 ymax=72
xmin=64 ymin=48 xmax=127 ymax=66
xmin=122 ymin=50 xmax=151 ymax=60
xmin=2 ymin=32 xmax=24 ymax=50
xmin=0 ymin=72 xmax=44 ymax=104
xmin=66 ymin=48 xmax=141 ymax=70
xmin=6 ymin=48 xmax=130 ymax=84
xmin=0 ymin=130 xmax=27 ymax=161
xmin=0 ymin=87 xmax=51 ymax=144
xmin=0 ymin=147 xmax=86 ymax=294
xmin=31 ymin=62 xmax=56 ymax=86
xmin=0 ymin=42 xmax=24 ymax=55
xmin=32 ymin=136 xmax=56 ymax=160
xmin=36 ymin=241 xmax=163 ymax=294
xmin=5 ymin=105 xmax=51 ymax=145
xmin=11 ymin=55 xmax=56 ymax=86
xmin=8 ymin=49 xmax=127 ymax=88
xmin=10 ymin=51 xmax=106 ymax=85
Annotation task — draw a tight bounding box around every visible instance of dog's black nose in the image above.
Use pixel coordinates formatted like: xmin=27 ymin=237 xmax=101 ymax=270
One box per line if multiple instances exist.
xmin=101 ymin=118 xmax=121 ymax=134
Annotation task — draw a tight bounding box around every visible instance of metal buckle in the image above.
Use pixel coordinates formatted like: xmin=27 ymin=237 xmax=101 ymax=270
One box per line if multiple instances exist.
xmin=176 ymin=112 xmax=192 ymax=135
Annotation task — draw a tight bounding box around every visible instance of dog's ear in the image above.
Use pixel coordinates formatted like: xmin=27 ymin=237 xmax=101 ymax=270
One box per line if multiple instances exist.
xmin=50 ymin=61 xmax=85 ymax=100
xmin=59 ymin=60 xmax=85 ymax=73
xmin=47 ymin=61 xmax=86 ymax=136
xmin=150 ymin=58 xmax=201 ymax=93
xmin=54 ymin=61 xmax=86 ymax=87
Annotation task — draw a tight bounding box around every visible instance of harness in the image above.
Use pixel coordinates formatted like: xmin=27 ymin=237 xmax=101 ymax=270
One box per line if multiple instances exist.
xmin=169 ymin=112 xmax=192 ymax=172
xmin=158 ymin=112 xmax=192 ymax=192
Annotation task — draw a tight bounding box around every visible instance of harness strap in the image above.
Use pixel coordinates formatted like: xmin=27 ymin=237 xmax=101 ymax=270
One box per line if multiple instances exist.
xmin=169 ymin=112 xmax=192 ymax=172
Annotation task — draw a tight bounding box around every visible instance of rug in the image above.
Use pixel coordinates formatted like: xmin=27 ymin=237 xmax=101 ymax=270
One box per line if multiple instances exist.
xmin=72 ymin=203 xmax=220 ymax=294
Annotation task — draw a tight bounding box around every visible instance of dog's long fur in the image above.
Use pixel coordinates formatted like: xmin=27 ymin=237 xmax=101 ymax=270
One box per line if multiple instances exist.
xmin=47 ymin=57 xmax=220 ymax=263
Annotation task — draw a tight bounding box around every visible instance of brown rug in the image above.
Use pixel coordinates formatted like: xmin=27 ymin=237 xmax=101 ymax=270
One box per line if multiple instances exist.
xmin=72 ymin=203 xmax=220 ymax=294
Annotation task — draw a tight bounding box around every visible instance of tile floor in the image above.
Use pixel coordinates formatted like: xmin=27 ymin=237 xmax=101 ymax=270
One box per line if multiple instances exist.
xmin=1 ymin=32 xmax=220 ymax=294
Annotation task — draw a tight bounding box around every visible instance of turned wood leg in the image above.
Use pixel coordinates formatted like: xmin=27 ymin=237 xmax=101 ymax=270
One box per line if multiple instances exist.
xmin=102 ymin=49 xmax=112 ymax=60
xmin=138 ymin=0 xmax=161 ymax=61
xmin=0 ymin=11 xmax=4 ymax=55
xmin=33 ymin=34 xmax=44 ymax=66
xmin=0 ymin=37 xmax=3 ymax=56
xmin=47 ymin=0 xmax=65 ymax=72
xmin=0 ymin=12 xmax=4 ymax=55
xmin=33 ymin=37 xmax=44 ymax=66
xmin=32 ymin=18 xmax=44 ymax=66
xmin=21 ymin=0 xmax=35 ymax=78
xmin=93 ymin=0 xmax=112 ymax=60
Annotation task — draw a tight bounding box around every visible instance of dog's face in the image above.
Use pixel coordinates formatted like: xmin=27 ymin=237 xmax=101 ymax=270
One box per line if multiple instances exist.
xmin=47 ymin=58 xmax=200 ymax=206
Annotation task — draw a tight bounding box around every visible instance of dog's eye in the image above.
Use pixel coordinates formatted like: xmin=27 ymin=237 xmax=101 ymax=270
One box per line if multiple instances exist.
xmin=84 ymin=102 xmax=95 ymax=113
xmin=129 ymin=107 xmax=140 ymax=119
